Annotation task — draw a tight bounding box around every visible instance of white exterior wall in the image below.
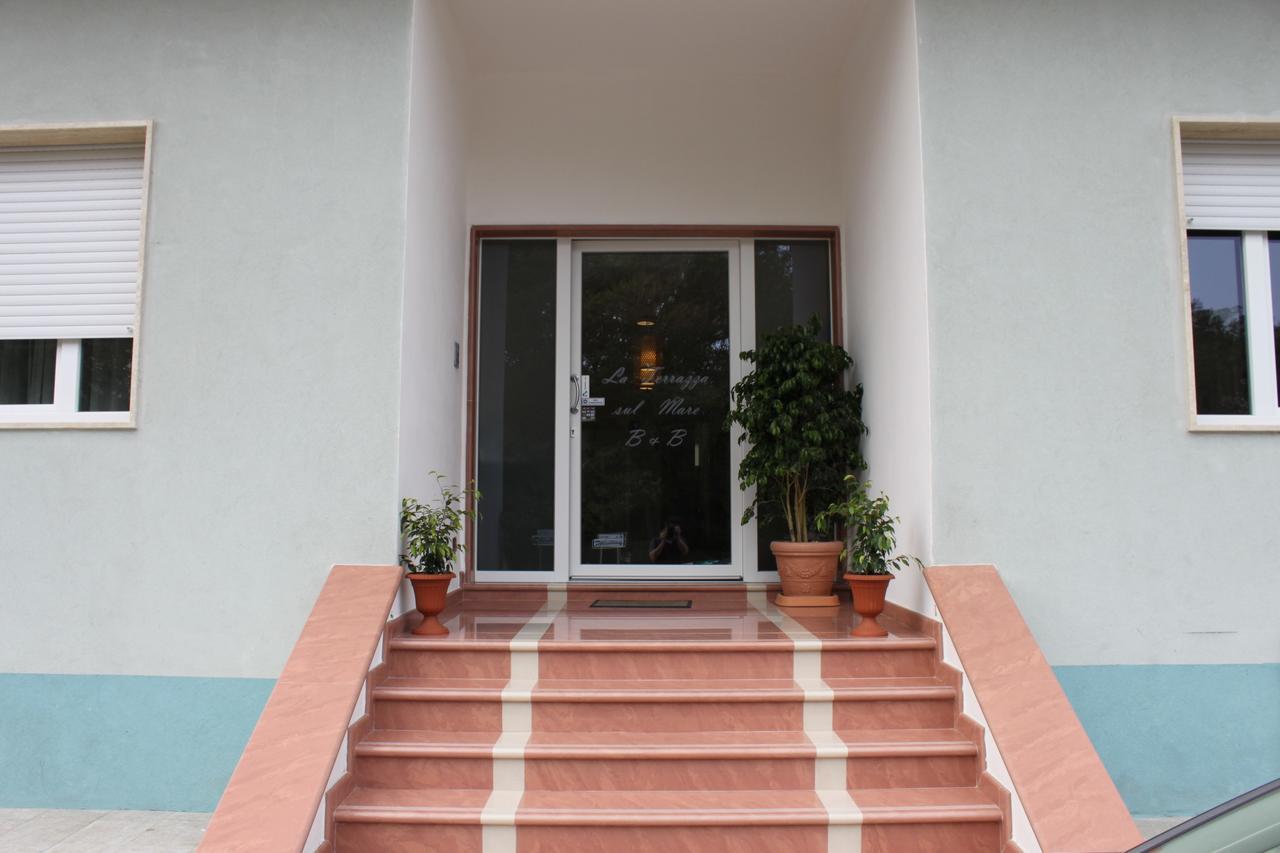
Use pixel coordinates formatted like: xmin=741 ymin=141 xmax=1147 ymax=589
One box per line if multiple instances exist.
xmin=916 ymin=0 xmax=1280 ymax=666
xmin=0 ymin=0 xmax=414 ymax=679
xmin=397 ymin=0 xmax=469 ymax=609
xmin=466 ymin=73 xmax=843 ymax=225
xmin=839 ymin=0 xmax=935 ymax=611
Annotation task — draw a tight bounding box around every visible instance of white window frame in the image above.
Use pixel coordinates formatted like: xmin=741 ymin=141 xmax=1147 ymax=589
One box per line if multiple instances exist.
xmin=1175 ymin=117 xmax=1280 ymax=431
xmin=0 ymin=121 xmax=152 ymax=429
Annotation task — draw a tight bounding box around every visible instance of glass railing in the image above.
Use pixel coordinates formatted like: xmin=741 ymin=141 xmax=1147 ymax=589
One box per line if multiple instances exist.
xmin=1128 ymin=778 xmax=1280 ymax=853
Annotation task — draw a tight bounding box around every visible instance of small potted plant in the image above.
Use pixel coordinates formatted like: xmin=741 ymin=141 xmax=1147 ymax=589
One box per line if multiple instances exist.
xmin=727 ymin=318 xmax=866 ymax=606
xmin=399 ymin=472 xmax=478 ymax=636
xmin=818 ymin=477 xmax=920 ymax=636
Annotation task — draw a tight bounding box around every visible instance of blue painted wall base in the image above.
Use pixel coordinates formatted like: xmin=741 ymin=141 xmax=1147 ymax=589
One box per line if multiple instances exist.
xmin=0 ymin=674 xmax=274 ymax=812
xmin=1055 ymin=664 xmax=1280 ymax=818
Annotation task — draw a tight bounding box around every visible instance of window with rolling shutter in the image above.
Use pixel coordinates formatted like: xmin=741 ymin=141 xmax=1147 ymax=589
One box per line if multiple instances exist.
xmin=1179 ymin=129 xmax=1280 ymax=427
xmin=0 ymin=126 xmax=149 ymax=427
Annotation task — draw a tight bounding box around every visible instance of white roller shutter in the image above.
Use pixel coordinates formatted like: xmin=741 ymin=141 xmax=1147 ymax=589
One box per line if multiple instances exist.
xmin=1182 ymin=139 xmax=1280 ymax=231
xmin=0 ymin=143 xmax=144 ymax=340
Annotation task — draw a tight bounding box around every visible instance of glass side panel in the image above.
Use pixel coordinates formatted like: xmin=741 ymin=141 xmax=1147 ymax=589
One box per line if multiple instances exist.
xmin=1271 ymin=233 xmax=1279 ymax=405
xmin=754 ymin=240 xmax=831 ymax=342
xmin=0 ymin=339 xmax=56 ymax=405
xmin=476 ymin=240 xmax=558 ymax=571
xmin=79 ymin=338 xmax=133 ymax=412
xmin=753 ymin=241 xmax=833 ymax=569
xmin=579 ymin=251 xmax=732 ymax=566
xmin=1187 ymin=232 xmax=1251 ymax=415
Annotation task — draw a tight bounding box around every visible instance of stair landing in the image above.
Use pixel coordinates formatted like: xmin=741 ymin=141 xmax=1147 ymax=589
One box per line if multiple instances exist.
xmin=327 ymin=585 xmax=1013 ymax=852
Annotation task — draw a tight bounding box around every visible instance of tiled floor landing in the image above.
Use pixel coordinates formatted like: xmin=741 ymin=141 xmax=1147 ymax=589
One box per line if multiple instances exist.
xmin=0 ymin=809 xmax=208 ymax=852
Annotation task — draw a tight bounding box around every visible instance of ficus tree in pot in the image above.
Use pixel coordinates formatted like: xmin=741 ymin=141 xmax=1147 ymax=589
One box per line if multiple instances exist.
xmin=817 ymin=476 xmax=922 ymax=636
xmin=726 ymin=318 xmax=866 ymax=606
xmin=400 ymin=472 xmax=479 ymax=636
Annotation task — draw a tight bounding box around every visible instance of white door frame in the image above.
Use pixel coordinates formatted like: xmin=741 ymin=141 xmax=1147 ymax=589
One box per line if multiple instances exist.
xmin=569 ymin=238 xmax=746 ymax=580
xmin=470 ymin=235 xmax=784 ymax=584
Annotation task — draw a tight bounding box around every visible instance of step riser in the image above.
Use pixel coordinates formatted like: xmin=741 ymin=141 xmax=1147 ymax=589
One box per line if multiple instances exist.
xmin=823 ymin=648 xmax=936 ymax=678
xmin=385 ymin=646 xmax=938 ymax=681
xmin=373 ymin=697 xmax=956 ymax=732
xmin=355 ymin=755 xmax=814 ymax=791
xmin=835 ymin=699 xmax=954 ymax=730
xmin=334 ymin=821 xmax=481 ymax=851
xmin=847 ymin=754 xmax=978 ymax=789
xmin=335 ymin=822 xmax=826 ymax=852
xmin=353 ymin=752 xmax=980 ymax=792
xmin=537 ymin=650 xmax=794 ymax=681
xmin=388 ymin=649 xmax=510 ymax=680
xmin=863 ymin=822 xmax=1004 ymax=853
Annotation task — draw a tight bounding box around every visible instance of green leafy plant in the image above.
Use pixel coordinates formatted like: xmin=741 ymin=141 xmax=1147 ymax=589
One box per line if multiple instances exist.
xmin=817 ymin=476 xmax=921 ymax=575
xmin=726 ymin=318 xmax=866 ymax=542
xmin=399 ymin=472 xmax=479 ymax=574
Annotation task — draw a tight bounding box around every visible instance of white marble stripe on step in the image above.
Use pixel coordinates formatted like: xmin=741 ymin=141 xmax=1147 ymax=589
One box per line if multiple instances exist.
xmin=481 ymin=588 xmax=566 ymax=853
xmin=748 ymin=590 xmax=863 ymax=853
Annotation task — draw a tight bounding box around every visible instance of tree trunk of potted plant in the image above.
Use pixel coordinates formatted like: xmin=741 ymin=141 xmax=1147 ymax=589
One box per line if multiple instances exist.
xmin=407 ymin=571 xmax=454 ymax=635
xmin=726 ymin=319 xmax=867 ymax=608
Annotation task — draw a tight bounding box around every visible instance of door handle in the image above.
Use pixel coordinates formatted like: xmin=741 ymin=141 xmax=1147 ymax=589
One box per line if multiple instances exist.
xmin=570 ymin=374 xmax=581 ymax=413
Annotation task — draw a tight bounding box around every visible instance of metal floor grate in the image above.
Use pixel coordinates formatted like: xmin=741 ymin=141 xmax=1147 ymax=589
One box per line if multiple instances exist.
xmin=589 ymin=599 xmax=693 ymax=609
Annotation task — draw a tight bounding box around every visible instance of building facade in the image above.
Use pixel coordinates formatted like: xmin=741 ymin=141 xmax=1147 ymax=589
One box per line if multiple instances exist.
xmin=0 ymin=0 xmax=1277 ymax=822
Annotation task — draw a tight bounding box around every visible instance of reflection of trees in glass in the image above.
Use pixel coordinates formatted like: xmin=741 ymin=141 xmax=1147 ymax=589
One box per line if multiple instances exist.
xmin=1191 ymin=298 xmax=1250 ymax=415
xmin=580 ymin=252 xmax=732 ymax=564
xmin=477 ymin=241 xmax=558 ymax=570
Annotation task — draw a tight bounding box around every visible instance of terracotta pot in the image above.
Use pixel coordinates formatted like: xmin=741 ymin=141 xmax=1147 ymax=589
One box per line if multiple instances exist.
xmin=770 ymin=540 xmax=844 ymax=606
xmin=846 ymin=573 xmax=893 ymax=637
xmin=406 ymin=571 xmax=454 ymax=636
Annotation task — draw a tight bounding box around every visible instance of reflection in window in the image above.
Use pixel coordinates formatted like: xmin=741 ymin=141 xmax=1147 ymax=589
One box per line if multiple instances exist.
xmin=79 ymin=339 xmax=133 ymax=412
xmin=1188 ymin=232 xmax=1250 ymax=415
xmin=476 ymin=240 xmax=558 ymax=571
xmin=753 ymin=241 xmax=833 ymax=566
xmin=754 ymin=241 xmax=831 ymax=341
xmin=0 ymin=340 xmax=56 ymax=405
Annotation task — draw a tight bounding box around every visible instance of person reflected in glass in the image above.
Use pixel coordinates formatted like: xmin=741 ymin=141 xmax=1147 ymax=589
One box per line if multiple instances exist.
xmin=648 ymin=518 xmax=690 ymax=563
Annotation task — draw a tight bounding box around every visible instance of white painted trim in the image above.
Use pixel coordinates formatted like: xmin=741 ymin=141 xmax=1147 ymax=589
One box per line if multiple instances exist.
xmin=936 ymin=614 xmax=1041 ymax=853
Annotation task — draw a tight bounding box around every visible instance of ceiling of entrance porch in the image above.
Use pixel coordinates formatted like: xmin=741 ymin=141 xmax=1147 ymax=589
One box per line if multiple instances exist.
xmin=444 ymin=0 xmax=867 ymax=77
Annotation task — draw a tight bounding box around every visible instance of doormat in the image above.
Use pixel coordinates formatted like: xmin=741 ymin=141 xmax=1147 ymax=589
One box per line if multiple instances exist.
xmin=590 ymin=599 xmax=693 ymax=609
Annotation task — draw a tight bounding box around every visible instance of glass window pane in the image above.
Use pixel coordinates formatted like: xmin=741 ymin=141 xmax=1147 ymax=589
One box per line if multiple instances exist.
xmin=753 ymin=240 xmax=833 ymax=567
xmin=1188 ymin=232 xmax=1251 ymax=415
xmin=476 ymin=240 xmax=558 ymax=571
xmin=79 ymin=338 xmax=133 ymax=412
xmin=0 ymin=339 xmax=56 ymax=405
xmin=754 ymin=240 xmax=831 ymax=342
xmin=1270 ymin=233 xmax=1279 ymax=405
xmin=578 ymin=250 xmax=732 ymax=566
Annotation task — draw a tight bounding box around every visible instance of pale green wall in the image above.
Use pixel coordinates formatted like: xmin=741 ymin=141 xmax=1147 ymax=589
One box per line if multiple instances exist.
xmin=0 ymin=0 xmax=413 ymax=680
xmin=916 ymin=0 xmax=1280 ymax=669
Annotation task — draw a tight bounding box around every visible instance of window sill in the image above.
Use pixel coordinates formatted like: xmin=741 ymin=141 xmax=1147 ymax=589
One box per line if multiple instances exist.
xmin=1190 ymin=415 xmax=1280 ymax=432
xmin=0 ymin=410 xmax=133 ymax=429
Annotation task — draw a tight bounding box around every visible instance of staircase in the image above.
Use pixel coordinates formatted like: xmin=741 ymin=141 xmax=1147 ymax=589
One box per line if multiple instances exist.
xmin=325 ymin=588 xmax=1014 ymax=852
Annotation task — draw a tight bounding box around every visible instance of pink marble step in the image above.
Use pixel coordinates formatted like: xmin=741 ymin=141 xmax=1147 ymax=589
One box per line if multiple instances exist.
xmin=351 ymin=728 xmax=980 ymax=791
xmin=385 ymin=634 xmax=939 ymax=680
xmin=370 ymin=676 xmax=958 ymax=732
xmin=332 ymin=787 xmax=1003 ymax=852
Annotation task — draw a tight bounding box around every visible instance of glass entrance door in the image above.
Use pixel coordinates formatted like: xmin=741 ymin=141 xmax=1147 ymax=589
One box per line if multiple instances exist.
xmin=570 ymin=242 xmax=743 ymax=579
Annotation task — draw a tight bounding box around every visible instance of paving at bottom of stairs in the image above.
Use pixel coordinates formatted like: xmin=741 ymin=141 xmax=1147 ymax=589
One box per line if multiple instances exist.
xmin=0 ymin=809 xmax=208 ymax=852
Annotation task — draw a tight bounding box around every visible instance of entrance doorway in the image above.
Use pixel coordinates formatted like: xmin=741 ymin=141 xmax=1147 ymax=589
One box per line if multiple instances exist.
xmin=470 ymin=230 xmax=837 ymax=583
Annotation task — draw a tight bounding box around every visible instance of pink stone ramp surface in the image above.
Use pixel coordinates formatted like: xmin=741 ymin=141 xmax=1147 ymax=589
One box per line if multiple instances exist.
xmin=925 ymin=564 xmax=1143 ymax=853
xmin=199 ymin=564 xmax=402 ymax=853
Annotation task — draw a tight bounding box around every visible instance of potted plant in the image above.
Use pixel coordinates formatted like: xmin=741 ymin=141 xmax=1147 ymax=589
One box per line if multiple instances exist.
xmin=399 ymin=472 xmax=478 ymax=636
xmin=727 ymin=318 xmax=866 ymax=606
xmin=818 ymin=476 xmax=921 ymax=636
